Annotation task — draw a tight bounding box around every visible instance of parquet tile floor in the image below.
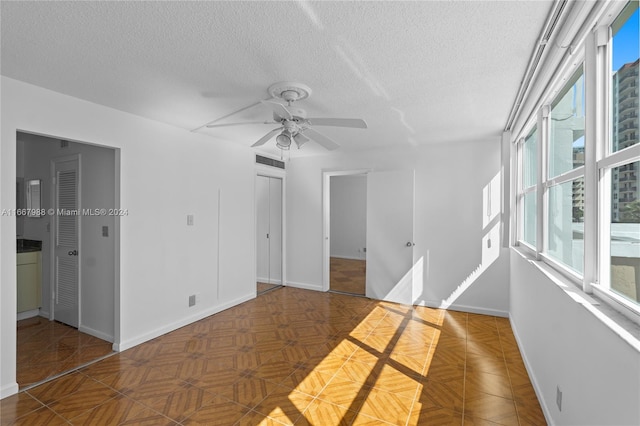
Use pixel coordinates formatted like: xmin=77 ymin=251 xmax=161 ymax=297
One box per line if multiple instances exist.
xmin=15 ymin=316 xmax=114 ymax=389
xmin=330 ymin=257 xmax=366 ymax=295
xmin=2 ymin=287 xmax=546 ymax=425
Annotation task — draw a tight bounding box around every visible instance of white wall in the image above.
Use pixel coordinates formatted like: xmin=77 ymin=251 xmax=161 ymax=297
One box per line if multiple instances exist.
xmin=1 ymin=77 xmax=256 ymax=397
xmin=286 ymin=140 xmax=510 ymax=316
xmin=330 ymin=175 xmax=366 ymax=260
xmin=510 ymin=251 xmax=640 ymax=426
xmin=18 ymin=133 xmax=116 ymax=340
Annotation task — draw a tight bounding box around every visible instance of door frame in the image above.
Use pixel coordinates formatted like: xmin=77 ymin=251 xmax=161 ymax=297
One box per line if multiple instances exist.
xmin=322 ymin=169 xmax=371 ymax=292
xmin=50 ymin=154 xmax=82 ymax=324
xmin=15 ymin=129 xmax=121 ymax=356
xmin=255 ymin=164 xmax=286 ymax=291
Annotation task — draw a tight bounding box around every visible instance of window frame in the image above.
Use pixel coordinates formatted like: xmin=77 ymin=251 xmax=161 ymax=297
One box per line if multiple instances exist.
xmin=592 ymin=0 xmax=640 ymax=321
xmin=516 ymin=125 xmax=539 ymax=254
xmin=543 ymin=65 xmax=587 ymax=278
xmin=513 ymin=0 xmax=640 ymax=323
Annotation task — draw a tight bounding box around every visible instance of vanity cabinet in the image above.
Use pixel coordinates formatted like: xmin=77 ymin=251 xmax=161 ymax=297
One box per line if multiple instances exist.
xmin=17 ymin=251 xmax=42 ymax=312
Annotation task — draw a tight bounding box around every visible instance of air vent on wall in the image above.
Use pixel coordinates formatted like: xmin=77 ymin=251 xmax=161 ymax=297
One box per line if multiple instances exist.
xmin=256 ymin=155 xmax=285 ymax=170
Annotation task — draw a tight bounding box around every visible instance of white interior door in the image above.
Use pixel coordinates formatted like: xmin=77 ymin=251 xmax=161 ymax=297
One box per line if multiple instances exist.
xmin=256 ymin=176 xmax=270 ymax=283
xmin=256 ymin=175 xmax=282 ymax=286
xmin=268 ymin=177 xmax=282 ymax=283
xmin=53 ymin=157 xmax=79 ymax=327
xmin=366 ymin=170 xmax=415 ymax=304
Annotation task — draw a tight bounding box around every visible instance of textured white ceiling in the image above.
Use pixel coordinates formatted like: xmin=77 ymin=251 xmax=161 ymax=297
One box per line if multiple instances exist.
xmin=1 ymin=1 xmax=552 ymax=157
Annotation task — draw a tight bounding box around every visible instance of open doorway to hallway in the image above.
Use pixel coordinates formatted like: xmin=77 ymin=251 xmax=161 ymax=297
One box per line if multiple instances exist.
xmin=16 ymin=131 xmax=119 ymax=388
xmin=329 ymin=174 xmax=367 ymax=296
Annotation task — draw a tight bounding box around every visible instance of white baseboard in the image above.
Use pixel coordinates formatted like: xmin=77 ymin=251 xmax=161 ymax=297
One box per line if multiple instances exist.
xmin=286 ymin=281 xmax=324 ymax=292
xmin=330 ymin=255 xmax=365 ymax=261
xmin=446 ymin=302 xmax=508 ymax=318
xmin=416 ymin=299 xmax=509 ymax=318
xmin=257 ymin=276 xmax=283 ymax=285
xmin=0 ymin=382 xmax=19 ymax=399
xmin=509 ymin=314 xmax=553 ymax=426
xmin=79 ymin=325 xmax=114 ymax=343
xmin=114 ymin=293 xmax=255 ymax=352
xmin=16 ymin=309 xmax=40 ymax=321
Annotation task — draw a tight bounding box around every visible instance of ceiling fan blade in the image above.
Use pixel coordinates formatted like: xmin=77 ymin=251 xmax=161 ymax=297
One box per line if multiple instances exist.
xmin=251 ymin=127 xmax=283 ymax=147
xmin=304 ymin=128 xmax=340 ymax=150
xmin=261 ymin=100 xmax=293 ymax=120
xmin=305 ymin=118 xmax=368 ymax=129
xmin=207 ymin=121 xmax=271 ymax=128
xmin=293 ymin=132 xmax=310 ymax=148
xmin=192 ymin=98 xmax=273 ymax=132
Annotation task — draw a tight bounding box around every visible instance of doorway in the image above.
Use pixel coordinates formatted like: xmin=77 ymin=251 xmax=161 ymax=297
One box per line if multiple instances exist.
xmin=323 ymin=169 xmax=416 ymax=303
xmin=256 ymin=175 xmax=283 ymax=294
xmin=329 ymin=174 xmax=367 ymax=295
xmin=16 ymin=132 xmax=118 ymax=388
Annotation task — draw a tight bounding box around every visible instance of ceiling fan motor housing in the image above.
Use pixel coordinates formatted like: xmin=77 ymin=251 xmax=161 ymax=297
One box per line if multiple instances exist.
xmin=267 ymin=82 xmax=312 ymax=104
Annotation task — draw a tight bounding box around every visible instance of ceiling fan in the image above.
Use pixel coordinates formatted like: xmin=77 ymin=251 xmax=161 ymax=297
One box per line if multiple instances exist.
xmin=196 ymin=82 xmax=367 ymax=151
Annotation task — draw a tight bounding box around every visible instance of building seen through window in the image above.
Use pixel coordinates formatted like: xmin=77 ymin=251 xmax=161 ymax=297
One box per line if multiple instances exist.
xmin=610 ymin=4 xmax=639 ymax=303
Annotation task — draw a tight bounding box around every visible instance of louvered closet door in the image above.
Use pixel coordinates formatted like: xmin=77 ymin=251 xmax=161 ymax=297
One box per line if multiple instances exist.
xmin=53 ymin=158 xmax=79 ymax=328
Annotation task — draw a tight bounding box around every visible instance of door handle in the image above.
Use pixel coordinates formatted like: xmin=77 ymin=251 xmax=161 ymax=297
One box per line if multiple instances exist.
xmin=68 ymin=250 xmax=78 ymax=256
xmin=406 ymin=242 xmax=415 ymax=247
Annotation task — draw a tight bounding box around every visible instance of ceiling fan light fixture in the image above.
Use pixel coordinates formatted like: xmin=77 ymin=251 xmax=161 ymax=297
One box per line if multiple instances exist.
xmin=276 ymin=132 xmax=292 ymax=150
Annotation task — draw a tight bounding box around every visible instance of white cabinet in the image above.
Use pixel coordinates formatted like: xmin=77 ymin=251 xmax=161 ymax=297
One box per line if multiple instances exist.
xmin=17 ymin=251 xmax=42 ymax=312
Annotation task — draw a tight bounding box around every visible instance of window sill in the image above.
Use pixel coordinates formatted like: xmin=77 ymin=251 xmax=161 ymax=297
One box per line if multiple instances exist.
xmin=512 ymin=246 xmax=640 ymax=353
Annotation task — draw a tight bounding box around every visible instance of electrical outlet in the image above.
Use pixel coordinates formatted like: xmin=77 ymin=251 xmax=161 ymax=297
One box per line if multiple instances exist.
xmin=102 ymin=226 xmax=109 ymax=237
xmin=187 ymin=214 xmax=194 ymax=226
xmin=189 ymin=294 xmax=196 ymax=307
xmin=556 ymin=386 xmax=562 ymax=411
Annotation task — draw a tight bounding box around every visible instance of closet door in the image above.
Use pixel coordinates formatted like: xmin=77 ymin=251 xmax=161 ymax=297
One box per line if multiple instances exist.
xmin=256 ymin=175 xmax=283 ymax=287
xmin=268 ymin=177 xmax=282 ymax=283
xmin=53 ymin=157 xmax=80 ymax=327
xmin=256 ymin=176 xmax=270 ymax=284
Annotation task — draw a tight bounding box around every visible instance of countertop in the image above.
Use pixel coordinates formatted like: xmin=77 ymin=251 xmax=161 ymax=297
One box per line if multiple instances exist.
xmin=17 ymin=239 xmax=42 ymax=253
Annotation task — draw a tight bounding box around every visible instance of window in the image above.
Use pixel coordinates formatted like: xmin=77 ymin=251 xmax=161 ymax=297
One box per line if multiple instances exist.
xmin=599 ymin=2 xmax=640 ymax=308
xmin=609 ymin=162 xmax=640 ymax=304
xmin=549 ymin=67 xmax=585 ymax=178
xmin=547 ymin=177 xmax=585 ymax=273
xmin=520 ymin=128 xmax=537 ymax=247
xmin=546 ymin=67 xmax=585 ymax=274
xmin=514 ymin=1 xmax=640 ymax=319
xmin=611 ymin=3 xmax=639 ymax=153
